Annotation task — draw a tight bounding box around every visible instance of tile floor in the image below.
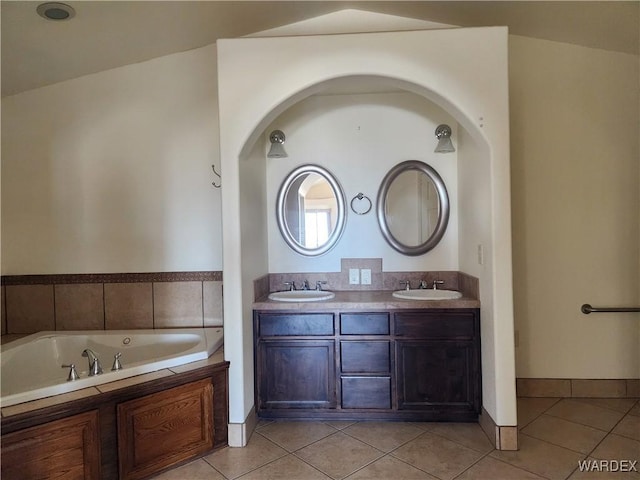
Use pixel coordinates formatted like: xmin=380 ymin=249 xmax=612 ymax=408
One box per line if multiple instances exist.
xmin=152 ymin=398 xmax=640 ymax=480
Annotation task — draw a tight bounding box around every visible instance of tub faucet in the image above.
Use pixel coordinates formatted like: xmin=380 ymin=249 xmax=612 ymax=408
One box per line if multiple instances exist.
xmin=82 ymin=349 xmax=103 ymax=376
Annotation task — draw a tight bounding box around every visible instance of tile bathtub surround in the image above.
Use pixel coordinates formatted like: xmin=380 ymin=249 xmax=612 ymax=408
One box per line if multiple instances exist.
xmin=2 ymin=286 xmax=6 ymax=335
xmin=104 ymin=282 xmax=153 ymax=329
xmin=5 ymin=284 xmax=55 ymax=333
xmin=55 ymin=283 xmax=105 ymax=330
xmin=1 ymin=271 xmax=223 ymax=334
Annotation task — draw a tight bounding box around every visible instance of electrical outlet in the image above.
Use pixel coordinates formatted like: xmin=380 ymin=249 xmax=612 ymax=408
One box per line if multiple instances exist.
xmin=361 ymin=269 xmax=372 ymax=285
xmin=349 ymin=268 xmax=360 ymax=285
xmin=477 ymin=244 xmax=484 ymax=265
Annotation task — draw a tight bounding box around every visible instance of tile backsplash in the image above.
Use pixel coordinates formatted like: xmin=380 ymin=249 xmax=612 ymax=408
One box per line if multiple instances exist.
xmin=257 ymin=258 xmax=479 ymax=301
xmin=1 ymin=272 xmax=223 ymax=335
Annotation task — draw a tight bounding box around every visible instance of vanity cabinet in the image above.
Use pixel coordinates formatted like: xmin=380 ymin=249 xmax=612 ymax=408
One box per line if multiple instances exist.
xmin=254 ymin=308 xmax=480 ymax=421
xmin=255 ymin=313 xmax=336 ymax=411
xmin=396 ymin=311 xmax=480 ymax=416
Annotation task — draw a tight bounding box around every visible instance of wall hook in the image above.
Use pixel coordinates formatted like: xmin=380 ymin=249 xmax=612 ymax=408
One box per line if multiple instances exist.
xmin=211 ymin=165 xmax=221 ymax=188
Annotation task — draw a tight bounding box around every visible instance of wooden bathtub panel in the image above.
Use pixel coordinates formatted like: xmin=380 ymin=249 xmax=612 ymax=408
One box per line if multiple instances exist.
xmin=1 ymin=410 xmax=100 ymax=480
xmin=117 ymin=379 xmax=214 ymax=480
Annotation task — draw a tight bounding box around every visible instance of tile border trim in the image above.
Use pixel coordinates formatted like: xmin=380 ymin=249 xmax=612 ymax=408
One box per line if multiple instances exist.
xmin=1 ymin=271 xmax=223 ymax=286
xmin=516 ymin=377 xmax=639 ymax=398
xmin=479 ymin=407 xmax=518 ymax=450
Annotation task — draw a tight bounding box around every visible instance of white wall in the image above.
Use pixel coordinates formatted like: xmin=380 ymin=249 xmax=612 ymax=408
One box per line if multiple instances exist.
xmin=1 ymin=44 xmax=222 ymax=274
xmin=266 ymin=92 xmax=459 ymax=273
xmin=510 ymin=36 xmax=640 ymax=379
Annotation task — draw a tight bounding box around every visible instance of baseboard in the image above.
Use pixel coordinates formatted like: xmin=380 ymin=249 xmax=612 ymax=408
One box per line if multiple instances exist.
xmin=517 ymin=378 xmax=640 ymax=398
xmin=479 ymin=407 xmax=518 ymax=451
xmin=227 ymin=406 xmax=258 ymax=447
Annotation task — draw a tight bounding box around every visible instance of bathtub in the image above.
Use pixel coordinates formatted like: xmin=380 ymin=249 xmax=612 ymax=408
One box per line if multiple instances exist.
xmin=0 ymin=327 xmax=223 ymax=407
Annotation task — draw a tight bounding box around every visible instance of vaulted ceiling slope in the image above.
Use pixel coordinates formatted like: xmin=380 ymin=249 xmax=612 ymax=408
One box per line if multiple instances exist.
xmin=2 ymin=1 xmax=638 ymax=97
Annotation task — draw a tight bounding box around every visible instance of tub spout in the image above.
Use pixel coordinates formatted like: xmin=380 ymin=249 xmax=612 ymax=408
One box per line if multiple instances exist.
xmin=82 ymin=349 xmax=103 ymax=376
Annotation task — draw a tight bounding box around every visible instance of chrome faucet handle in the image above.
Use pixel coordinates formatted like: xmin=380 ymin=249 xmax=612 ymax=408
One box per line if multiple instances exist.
xmin=399 ymin=280 xmax=411 ymax=291
xmin=433 ymin=280 xmax=445 ymax=290
xmin=419 ymin=280 xmax=429 ymax=289
xmin=302 ymin=280 xmax=310 ymax=290
xmin=315 ymin=281 xmax=327 ymax=291
xmin=283 ymin=281 xmax=296 ymax=291
xmin=62 ymin=364 xmax=80 ymax=381
xmin=111 ymin=352 xmax=123 ymax=371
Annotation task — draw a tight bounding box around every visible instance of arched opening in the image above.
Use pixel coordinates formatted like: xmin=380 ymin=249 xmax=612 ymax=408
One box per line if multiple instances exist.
xmin=217 ymin=28 xmax=515 ymax=447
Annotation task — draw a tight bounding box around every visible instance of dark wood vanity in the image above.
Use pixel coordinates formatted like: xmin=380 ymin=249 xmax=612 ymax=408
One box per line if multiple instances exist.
xmin=254 ymin=292 xmax=481 ymax=422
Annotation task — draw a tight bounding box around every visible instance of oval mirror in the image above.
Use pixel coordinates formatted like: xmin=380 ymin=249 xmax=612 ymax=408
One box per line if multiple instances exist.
xmin=376 ymin=160 xmax=449 ymax=256
xmin=276 ymin=164 xmax=346 ymax=256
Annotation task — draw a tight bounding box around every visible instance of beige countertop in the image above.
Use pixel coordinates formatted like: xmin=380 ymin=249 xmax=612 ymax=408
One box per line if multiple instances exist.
xmin=253 ymin=290 xmax=480 ymax=310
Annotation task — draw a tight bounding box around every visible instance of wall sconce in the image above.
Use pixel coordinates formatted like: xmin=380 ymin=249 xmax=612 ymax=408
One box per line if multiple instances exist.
xmin=434 ymin=124 xmax=455 ymax=153
xmin=267 ymin=130 xmax=288 ymax=158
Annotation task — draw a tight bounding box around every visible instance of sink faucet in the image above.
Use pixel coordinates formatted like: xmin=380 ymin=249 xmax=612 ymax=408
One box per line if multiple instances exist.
xmin=399 ymin=280 xmax=411 ymax=291
xmin=433 ymin=280 xmax=445 ymax=290
xmin=419 ymin=280 xmax=429 ymax=289
xmin=82 ymin=349 xmax=103 ymax=376
xmin=302 ymin=280 xmax=310 ymax=290
xmin=315 ymin=281 xmax=327 ymax=291
xmin=283 ymin=281 xmax=297 ymax=291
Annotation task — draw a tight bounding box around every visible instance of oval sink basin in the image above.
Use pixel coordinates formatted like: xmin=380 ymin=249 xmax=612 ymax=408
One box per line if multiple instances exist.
xmin=268 ymin=290 xmax=336 ymax=302
xmin=392 ymin=289 xmax=462 ymax=300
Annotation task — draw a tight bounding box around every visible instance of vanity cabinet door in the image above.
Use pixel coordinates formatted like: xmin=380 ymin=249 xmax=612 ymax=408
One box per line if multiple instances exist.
xmin=395 ymin=309 xmax=481 ymax=419
xmin=257 ymin=339 xmax=336 ymax=410
xmin=397 ymin=340 xmax=478 ymax=414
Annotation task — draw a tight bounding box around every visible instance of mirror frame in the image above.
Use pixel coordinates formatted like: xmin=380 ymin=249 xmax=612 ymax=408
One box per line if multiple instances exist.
xmin=276 ymin=164 xmax=347 ymax=257
xmin=376 ymin=160 xmax=450 ymax=256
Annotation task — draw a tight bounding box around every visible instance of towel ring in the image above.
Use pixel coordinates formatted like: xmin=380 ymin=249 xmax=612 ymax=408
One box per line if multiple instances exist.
xmin=350 ymin=193 xmax=372 ymax=215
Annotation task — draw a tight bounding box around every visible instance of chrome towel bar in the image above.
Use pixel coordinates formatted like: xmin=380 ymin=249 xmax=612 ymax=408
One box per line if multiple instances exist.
xmin=581 ymin=304 xmax=640 ymax=314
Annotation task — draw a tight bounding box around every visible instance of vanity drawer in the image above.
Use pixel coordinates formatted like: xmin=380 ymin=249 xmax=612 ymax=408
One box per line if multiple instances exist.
xmin=394 ymin=311 xmax=477 ymax=339
xmin=341 ymin=376 xmax=391 ymax=409
xmin=258 ymin=313 xmax=334 ymax=336
xmin=341 ymin=341 xmax=390 ymax=373
xmin=340 ymin=313 xmax=390 ymax=335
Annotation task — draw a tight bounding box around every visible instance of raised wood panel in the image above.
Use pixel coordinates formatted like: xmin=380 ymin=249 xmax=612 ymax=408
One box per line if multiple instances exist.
xmin=258 ymin=339 xmax=336 ymax=409
xmin=341 ymin=376 xmax=391 ymax=409
xmin=341 ymin=341 xmax=390 ymax=373
xmin=117 ymin=379 xmax=213 ymax=480
xmin=1 ymin=410 xmax=100 ymax=480
xmin=395 ymin=311 xmax=476 ymax=339
xmin=258 ymin=313 xmax=335 ymax=336
xmin=397 ymin=340 xmax=475 ymax=410
xmin=340 ymin=313 xmax=389 ymax=335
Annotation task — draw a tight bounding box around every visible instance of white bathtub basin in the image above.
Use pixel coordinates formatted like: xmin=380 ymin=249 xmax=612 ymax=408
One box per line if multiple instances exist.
xmin=0 ymin=328 xmax=223 ymax=407
xmin=392 ymin=289 xmax=463 ymax=300
xmin=268 ymin=290 xmax=335 ymax=302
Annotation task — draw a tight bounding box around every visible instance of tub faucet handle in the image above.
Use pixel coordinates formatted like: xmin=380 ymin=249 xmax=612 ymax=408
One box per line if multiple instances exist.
xmin=62 ymin=364 xmax=80 ymax=381
xmin=111 ymin=352 xmax=123 ymax=371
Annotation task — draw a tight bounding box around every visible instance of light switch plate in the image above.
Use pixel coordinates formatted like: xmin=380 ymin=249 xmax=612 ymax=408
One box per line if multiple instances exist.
xmin=349 ymin=268 xmax=360 ymax=285
xmin=361 ymin=269 xmax=372 ymax=285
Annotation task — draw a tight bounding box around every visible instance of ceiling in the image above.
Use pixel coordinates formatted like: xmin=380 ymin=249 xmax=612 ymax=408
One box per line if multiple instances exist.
xmin=2 ymin=1 xmax=638 ymax=97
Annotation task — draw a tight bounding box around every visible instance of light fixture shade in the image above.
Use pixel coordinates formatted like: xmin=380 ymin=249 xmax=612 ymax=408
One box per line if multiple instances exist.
xmin=267 ymin=130 xmax=288 ymax=158
xmin=434 ymin=124 xmax=455 ymax=153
